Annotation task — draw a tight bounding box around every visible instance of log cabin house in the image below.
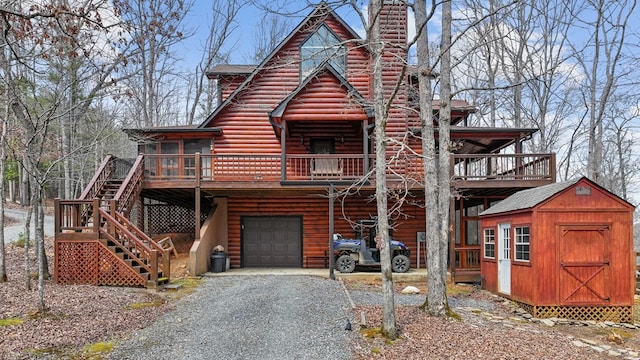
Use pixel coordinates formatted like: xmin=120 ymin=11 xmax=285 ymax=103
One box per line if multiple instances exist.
xmin=479 ymin=177 xmax=635 ymax=322
xmin=53 ymin=2 xmax=555 ymax=288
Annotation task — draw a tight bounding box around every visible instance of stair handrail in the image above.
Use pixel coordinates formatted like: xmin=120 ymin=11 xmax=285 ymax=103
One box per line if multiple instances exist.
xmin=113 ymin=209 xmax=165 ymax=255
xmin=79 ymin=155 xmax=115 ymax=200
xmin=112 ymin=209 xmax=171 ymax=282
xmin=97 ymin=207 xmax=155 ymax=273
xmin=98 ymin=207 xmax=170 ymax=285
xmin=113 ymin=154 xmax=145 ymax=216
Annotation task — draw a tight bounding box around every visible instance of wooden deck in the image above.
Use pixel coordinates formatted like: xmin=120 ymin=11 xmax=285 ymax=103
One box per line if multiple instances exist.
xmin=141 ymin=153 xmax=555 ymax=189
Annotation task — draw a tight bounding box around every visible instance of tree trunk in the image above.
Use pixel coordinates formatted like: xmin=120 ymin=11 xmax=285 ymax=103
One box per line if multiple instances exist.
xmin=0 ymin=101 xmax=7 ymax=283
xmin=370 ymin=0 xmax=397 ymax=339
xmin=414 ymin=0 xmax=446 ymax=316
xmin=23 ymin=203 xmax=32 ymax=291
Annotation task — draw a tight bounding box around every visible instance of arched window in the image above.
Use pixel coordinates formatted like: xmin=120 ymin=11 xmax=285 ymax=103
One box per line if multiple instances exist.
xmin=300 ymin=24 xmax=346 ymax=79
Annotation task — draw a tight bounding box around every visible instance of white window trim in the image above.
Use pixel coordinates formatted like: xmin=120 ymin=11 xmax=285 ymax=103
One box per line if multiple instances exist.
xmin=483 ymin=228 xmax=495 ymax=259
xmin=514 ymin=226 xmax=530 ymax=262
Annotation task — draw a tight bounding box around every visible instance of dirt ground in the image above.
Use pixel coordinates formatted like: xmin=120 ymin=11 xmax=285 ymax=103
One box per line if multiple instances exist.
xmin=152 ymin=233 xmax=194 ymax=279
xmin=347 ymin=279 xmax=640 ymax=359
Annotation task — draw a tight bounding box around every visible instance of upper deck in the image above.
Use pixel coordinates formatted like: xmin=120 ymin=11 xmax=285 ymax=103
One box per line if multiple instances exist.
xmin=140 ymin=152 xmax=556 ymax=193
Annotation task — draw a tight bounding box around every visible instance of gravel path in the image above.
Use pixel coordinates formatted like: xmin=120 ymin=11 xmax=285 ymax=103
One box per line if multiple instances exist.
xmin=107 ymin=275 xmax=355 ymax=360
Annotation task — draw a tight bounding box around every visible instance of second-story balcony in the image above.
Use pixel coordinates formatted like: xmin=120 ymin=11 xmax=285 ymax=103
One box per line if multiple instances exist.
xmin=141 ymin=153 xmax=556 ymax=189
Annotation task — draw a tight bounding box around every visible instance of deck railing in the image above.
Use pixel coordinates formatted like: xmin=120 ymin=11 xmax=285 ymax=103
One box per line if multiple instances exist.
xmin=455 ymin=247 xmax=481 ymax=270
xmin=79 ymin=155 xmax=114 ymax=200
xmin=54 ymin=198 xmax=170 ymax=286
xmin=141 ymin=152 xmax=555 ymax=184
xmin=451 ymin=153 xmax=555 ymax=181
xmin=114 ymin=155 xmax=145 ymax=216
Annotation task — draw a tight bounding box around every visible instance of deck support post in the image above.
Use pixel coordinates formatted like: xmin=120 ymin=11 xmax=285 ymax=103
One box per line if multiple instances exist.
xmin=329 ymin=183 xmax=335 ymax=280
xmin=449 ymin=195 xmax=456 ymax=283
xmin=195 ymin=186 xmax=201 ymax=240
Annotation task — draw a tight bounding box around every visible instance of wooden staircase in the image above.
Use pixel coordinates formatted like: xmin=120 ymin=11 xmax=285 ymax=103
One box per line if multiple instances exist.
xmin=54 ymin=155 xmax=170 ymax=288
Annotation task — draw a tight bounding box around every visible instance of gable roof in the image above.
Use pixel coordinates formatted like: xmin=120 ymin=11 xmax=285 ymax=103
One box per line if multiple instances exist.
xmin=480 ymin=176 xmax=635 ymax=216
xmin=270 ymin=63 xmax=372 ymax=119
xmin=480 ymin=178 xmax=582 ymax=216
xmin=198 ymin=2 xmax=362 ymax=129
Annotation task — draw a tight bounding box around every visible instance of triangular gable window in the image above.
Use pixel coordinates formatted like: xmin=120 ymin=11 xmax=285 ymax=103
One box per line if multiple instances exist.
xmin=300 ymin=24 xmax=346 ymax=80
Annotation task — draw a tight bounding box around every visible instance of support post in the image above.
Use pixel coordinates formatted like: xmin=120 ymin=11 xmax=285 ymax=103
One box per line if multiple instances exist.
xmin=149 ymin=249 xmax=158 ymax=286
xmin=449 ymin=195 xmax=456 ymax=283
xmin=329 ymin=183 xmax=335 ymax=280
xmin=163 ymin=248 xmax=171 ymax=280
xmin=195 ymin=187 xmax=201 ymax=240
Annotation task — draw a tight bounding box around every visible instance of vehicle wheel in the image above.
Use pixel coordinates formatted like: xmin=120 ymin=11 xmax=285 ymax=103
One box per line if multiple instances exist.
xmin=335 ymin=254 xmax=356 ymax=273
xmin=391 ymin=254 xmax=410 ymax=273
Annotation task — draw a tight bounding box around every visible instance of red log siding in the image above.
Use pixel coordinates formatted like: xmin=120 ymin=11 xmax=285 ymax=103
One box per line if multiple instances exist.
xmin=207 ymin=14 xmax=371 ymax=156
xmin=225 ymin=195 xmax=425 ymax=268
xmin=218 ymin=75 xmax=248 ymax=101
xmin=480 ymin=179 xmax=634 ymax=308
xmin=287 ymin=121 xmax=365 ymax=155
xmin=281 ymin=71 xmax=369 ymax=122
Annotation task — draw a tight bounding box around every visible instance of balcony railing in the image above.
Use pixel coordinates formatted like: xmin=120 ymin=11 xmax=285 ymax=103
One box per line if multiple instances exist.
xmin=451 ymin=153 xmax=555 ymax=181
xmin=141 ymin=153 xmax=555 ymax=185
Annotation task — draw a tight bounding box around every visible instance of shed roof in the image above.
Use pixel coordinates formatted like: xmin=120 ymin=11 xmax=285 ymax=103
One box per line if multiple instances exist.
xmin=479 ymin=178 xmax=581 ymax=216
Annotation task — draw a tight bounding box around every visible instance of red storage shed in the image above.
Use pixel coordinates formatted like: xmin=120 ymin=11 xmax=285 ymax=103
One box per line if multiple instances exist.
xmin=479 ymin=177 xmax=635 ymax=322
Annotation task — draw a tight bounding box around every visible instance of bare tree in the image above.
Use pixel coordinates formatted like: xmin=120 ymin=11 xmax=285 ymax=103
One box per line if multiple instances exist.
xmin=186 ymin=0 xmax=246 ymax=125
xmin=120 ymin=0 xmax=192 ymax=128
xmin=0 ymin=0 xmax=133 ymax=307
xmin=0 ymin=87 xmax=7 ymax=283
xmin=413 ymin=0 xmax=451 ymax=316
xmin=367 ymin=0 xmax=398 ymax=339
xmin=250 ymin=11 xmax=291 ymax=63
xmin=570 ymin=0 xmax=636 ymax=184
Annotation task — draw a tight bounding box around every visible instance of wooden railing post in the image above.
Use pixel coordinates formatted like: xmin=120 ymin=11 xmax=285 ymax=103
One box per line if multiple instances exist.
xmin=163 ymin=249 xmax=171 ymax=280
xmin=109 ymin=200 xmax=117 ymax=237
xmin=54 ymin=198 xmax=61 ymax=234
xmin=150 ymin=249 xmax=158 ymax=285
xmin=93 ymin=199 xmax=101 ymax=234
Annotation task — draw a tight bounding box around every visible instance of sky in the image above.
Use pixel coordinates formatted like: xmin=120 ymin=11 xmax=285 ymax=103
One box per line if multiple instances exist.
xmin=178 ymin=2 xmax=369 ymax=68
xmin=177 ymin=1 xmax=426 ymax=71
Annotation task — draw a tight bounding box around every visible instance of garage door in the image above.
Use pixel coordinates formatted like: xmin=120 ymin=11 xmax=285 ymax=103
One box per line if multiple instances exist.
xmin=242 ymin=216 xmax=302 ymax=267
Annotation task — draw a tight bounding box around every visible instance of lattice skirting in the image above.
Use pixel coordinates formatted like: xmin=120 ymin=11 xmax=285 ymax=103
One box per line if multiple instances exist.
xmin=515 ymin=301 xmax=633 ymax=323
xmin=55 ymin=240 xmax=146 ymax=287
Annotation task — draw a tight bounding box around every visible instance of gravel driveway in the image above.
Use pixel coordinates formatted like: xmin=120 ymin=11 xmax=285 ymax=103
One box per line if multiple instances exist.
xmin=108 ymin=275 xmax=355 ymax=360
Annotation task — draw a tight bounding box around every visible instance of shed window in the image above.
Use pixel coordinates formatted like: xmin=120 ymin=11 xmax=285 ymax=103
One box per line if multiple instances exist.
xmin=515 ymin=226 xmax=530 ymax=261
xmin=300 ymin=24 xmax=346 ymax=79
xmin=483 ymin=228 xmax=495 ymax=259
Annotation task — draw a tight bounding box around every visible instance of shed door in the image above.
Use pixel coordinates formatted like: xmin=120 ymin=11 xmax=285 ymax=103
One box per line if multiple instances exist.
xmin=497 ymin=223 xmax=511 ymax=295
xmin=242 ymin=216 xmax=302 ymax=267
xmin=559 ymin=225 xmax=610 ymax=304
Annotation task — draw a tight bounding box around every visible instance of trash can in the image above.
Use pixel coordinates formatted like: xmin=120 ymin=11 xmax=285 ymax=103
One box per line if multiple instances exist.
xmin=210 ymin=252 xmax=226 ymax=273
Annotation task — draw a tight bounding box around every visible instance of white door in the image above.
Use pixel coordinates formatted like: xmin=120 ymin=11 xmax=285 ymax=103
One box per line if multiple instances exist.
xmin=497 ymin=223 xmax=511 ymax=295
